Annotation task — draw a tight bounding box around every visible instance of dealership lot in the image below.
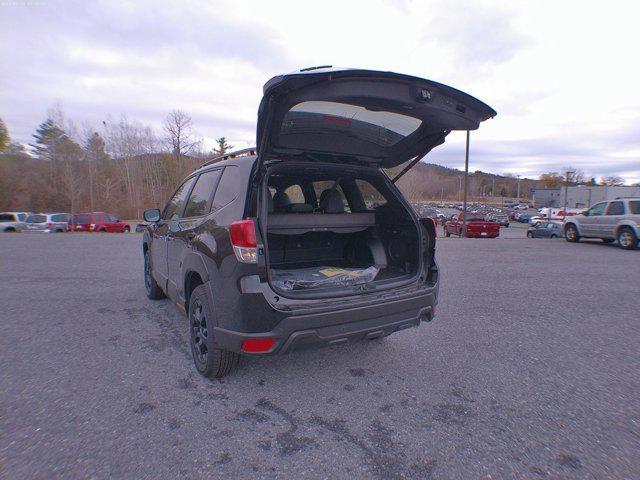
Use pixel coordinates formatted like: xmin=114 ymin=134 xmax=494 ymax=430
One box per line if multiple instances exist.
xmin=1 ymin=233 xmax=638 ymax=479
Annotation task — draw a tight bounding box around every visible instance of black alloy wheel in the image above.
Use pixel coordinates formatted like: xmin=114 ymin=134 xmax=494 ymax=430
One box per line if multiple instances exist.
xmin=190 ymin=299 xmax=209 ymax=368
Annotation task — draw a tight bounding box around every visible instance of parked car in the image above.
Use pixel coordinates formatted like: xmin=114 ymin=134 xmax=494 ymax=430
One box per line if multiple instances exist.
xmin=141 ymin=67 xmax=495 ymax=378
xmin=71 ymin=212 xmax=130 ymax=233
xmin=0 ymin=211 xmax=30 ymax=232
xmin=489 ymin=213 xmax=509 ymax=227
xmin=135 ymin=222 xmax=149 ymax=233
xmin=444 ymin=212 xmax=500 ymax=238
xmin=23 ymin=213 xmax=72 ymax=232
xmin=527 ymin=221 xmax=562 ymax=238
xmin=564 ymin=198 xmax=640 ymax=250
xmin=517 ymin=214 xmax=532 ymax=223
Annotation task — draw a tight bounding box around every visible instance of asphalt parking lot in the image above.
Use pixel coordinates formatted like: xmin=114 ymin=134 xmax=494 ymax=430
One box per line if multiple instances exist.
xmin=1 ymin=233 xmax=638 ymax=479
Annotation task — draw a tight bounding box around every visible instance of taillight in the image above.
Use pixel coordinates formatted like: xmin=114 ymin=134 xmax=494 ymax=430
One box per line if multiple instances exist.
xmin=241 ymin=338 xmax=276 ymax=353
xmin=45 ymin=222 xmax=53 ymax=227
xmin=229 ymin=219 xmax=257 ymax=263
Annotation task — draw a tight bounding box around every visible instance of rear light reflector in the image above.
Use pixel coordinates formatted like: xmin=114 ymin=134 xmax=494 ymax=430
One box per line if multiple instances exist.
xmin=45 ymin=222 xmax=53 ymax=227
xmin=229 ymin=219 xmax=257 ymax=263
xmin=241 ymin=338 xmax=276 ymax=353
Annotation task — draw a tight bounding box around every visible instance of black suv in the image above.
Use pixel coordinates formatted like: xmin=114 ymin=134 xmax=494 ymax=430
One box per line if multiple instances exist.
xmin=142 ymin=67 xmax=495 ymax=377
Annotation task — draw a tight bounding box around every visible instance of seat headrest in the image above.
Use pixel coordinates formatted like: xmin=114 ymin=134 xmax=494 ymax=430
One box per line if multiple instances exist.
xmin=273 ymin=191 xmax=292 ymax=211
xmin=320 ymin=189 xmax=345 ymax=213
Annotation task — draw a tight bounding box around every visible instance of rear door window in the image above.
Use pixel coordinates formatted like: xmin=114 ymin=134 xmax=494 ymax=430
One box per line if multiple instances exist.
xmin=26 ymin=214 xmax=46 ymax=223
xmin=211 ymin=166 xmax=240 ymax=212
xmin=605 ymin=201 xmax=624 ymax=215
xmin=164 ymin=177 xmax=197 ymax=220
xmin=628 ymin=201 xmax=640 ymax=214
xmin=184 ymin=169 xmax=222 ymax=217
xmin=0 ymin=214 xmax=14 ymax=222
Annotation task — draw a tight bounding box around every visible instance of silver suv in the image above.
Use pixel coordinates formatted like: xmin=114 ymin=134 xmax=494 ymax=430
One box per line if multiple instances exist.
xmin=0 ymin=212 xmax=30 ymax=232
xmin=564 ymin=198 xmax=640 ymax=250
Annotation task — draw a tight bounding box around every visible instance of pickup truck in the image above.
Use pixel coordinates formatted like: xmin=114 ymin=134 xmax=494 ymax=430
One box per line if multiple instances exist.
xmin=445 ymin=213 xmax=500 ymax=238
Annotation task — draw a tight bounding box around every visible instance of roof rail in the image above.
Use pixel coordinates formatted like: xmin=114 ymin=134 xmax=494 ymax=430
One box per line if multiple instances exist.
xmin=200 ymin=147 xmax=257 ymax=168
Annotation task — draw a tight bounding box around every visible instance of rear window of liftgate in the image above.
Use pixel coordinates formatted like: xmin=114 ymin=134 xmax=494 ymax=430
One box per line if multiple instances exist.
xmin=280 ymin=101 xmax=422 ymax=147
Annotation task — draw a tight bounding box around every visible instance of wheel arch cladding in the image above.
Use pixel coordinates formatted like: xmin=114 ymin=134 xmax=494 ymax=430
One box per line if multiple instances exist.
xmin=184 ymin=270 xmax=205 ymax=313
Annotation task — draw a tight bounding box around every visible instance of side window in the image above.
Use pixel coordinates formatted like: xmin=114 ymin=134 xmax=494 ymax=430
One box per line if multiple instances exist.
xmin=164 ymin=176 xmax=197 ymax=220
xmin=184 ymin=169 xmax=222 ymax=218
xmin=284 ymin=185 xmax=305 ymax=203
xmin=588 ymin=202 xmax=607 ymax=216
xmin=356 ymin=179 xmax=387 ymax=209
xmin=605 ymin=201 xmax=624 ymax=215
xmin=211 ymin=166 xmax=240 ymax=212
xmin=629 ymin=201 xmax=640 ymax=214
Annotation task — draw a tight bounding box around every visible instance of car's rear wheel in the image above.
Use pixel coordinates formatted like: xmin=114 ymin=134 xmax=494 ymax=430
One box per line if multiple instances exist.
xmin=144 ymin=250 xmax=166 ymax=300
xmin=550 ymin=234 xmax=558 ymax=238
xmin=123 ymin=226 xmax=130 ymax=233
xmin=565 ymin=224 xmax=580 ymax=242
xmin=189 ymin=284 xmax=239 ymax=379
xmin=526 ymin=231 xmax=533 ymax=238
xmin=617 ymin=227 xmax=638 ymax=250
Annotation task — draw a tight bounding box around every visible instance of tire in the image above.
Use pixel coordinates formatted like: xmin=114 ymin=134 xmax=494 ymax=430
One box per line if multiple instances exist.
xmin=565 ymin=224 xmax=580 ymax=243
xmin=526 ymin=231 xmax=533 ymax=238
xmin=98 ymin=228 xmax=106 ymax=233
xmin=601 ymin=238 xmax=614 ymax=244
xmin=550 ymin=234 xmax=558 ymax=239
xmin=55 ymin=229 xmax=63 ymax=233
xmin=3 ymin=227 xmax=17 ymax=232
xmin=123 ymin=226 xmax=130 ymax=233
xmin=445 ymin=229 xmax=451 ymax=238
xmin=617 ymin=227 xmax=638 ymax=250
xmin=144 ymin=249 xmax=166 ymax=300
xmin=189 ymin=284 xmax=239 ymax=379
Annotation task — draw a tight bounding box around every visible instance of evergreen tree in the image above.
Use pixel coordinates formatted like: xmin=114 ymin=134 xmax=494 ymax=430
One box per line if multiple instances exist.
xmin=0 ymin=117 xmax=8 ymax=153
xmin=213 ymin=137 xmax=233 ymax=156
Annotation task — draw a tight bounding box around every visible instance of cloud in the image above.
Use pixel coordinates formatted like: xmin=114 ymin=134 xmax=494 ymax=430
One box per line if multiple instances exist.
xmin=1 ymin=0 xmax=639 ymax=183
xmin=426 ymin=1 xmax=529 ymax=66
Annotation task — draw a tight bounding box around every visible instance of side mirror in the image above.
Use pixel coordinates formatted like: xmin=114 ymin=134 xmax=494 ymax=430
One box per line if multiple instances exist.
xmin=143 ymin=208 xmax=161 ymax=223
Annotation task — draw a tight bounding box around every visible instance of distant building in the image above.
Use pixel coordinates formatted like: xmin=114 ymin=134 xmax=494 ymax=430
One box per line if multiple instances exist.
xmin=531 ymin=188 xmax=561 ymax=207
xmin=532 ymin=185 xmax=640 ymax=208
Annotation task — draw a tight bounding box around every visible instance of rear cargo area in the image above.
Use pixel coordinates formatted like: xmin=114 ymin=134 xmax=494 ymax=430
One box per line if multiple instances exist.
xmin=262 ymin=165 xmax=422 ymax=295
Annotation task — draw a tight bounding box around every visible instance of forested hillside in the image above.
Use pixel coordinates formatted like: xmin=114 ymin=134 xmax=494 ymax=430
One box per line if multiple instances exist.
xmin=1 ymin=111 xmax=605 ymax=218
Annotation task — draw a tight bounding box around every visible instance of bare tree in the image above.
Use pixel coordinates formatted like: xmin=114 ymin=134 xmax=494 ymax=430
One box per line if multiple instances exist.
xmin=600 ymin=175 xmax=625 ymax=186
xmin=561 ymin=166 xmax=585 ymax=185
xmin=163 ymin=110 xmax=199 ymax=179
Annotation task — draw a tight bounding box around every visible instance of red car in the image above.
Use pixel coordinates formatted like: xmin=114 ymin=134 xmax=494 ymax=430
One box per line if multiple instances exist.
xmin=71 ymin=212 xmax=130 ymax=233
xmin=445 ymin=212 xmax=500 ymax=238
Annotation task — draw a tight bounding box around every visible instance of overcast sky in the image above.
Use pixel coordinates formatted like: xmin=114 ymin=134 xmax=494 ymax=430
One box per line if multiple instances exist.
xmin=2 ymin=0 xmax=639 ymax=182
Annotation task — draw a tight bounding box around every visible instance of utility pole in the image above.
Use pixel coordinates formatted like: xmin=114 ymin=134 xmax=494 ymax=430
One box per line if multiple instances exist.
xmin=516 ymin=174 xmax=521 ymax=200
xmin=563 ymin=170 xmax=570 ymax=221
xmin=458 ymin=176 xmax=462 ymax=202
xmin=462 ymin=131 xmax=470 ymax=237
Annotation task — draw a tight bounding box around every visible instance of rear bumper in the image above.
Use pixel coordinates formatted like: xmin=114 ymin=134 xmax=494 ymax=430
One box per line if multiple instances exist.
xmin=212 ymin=288 xmax=436 ymax=355
xmin=465 ymin=232 xmax=499 ymax=238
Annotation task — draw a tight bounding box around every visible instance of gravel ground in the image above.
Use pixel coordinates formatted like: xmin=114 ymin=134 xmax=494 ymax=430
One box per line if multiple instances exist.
xmin=1 ymin=233 xmax=638 ymax=479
